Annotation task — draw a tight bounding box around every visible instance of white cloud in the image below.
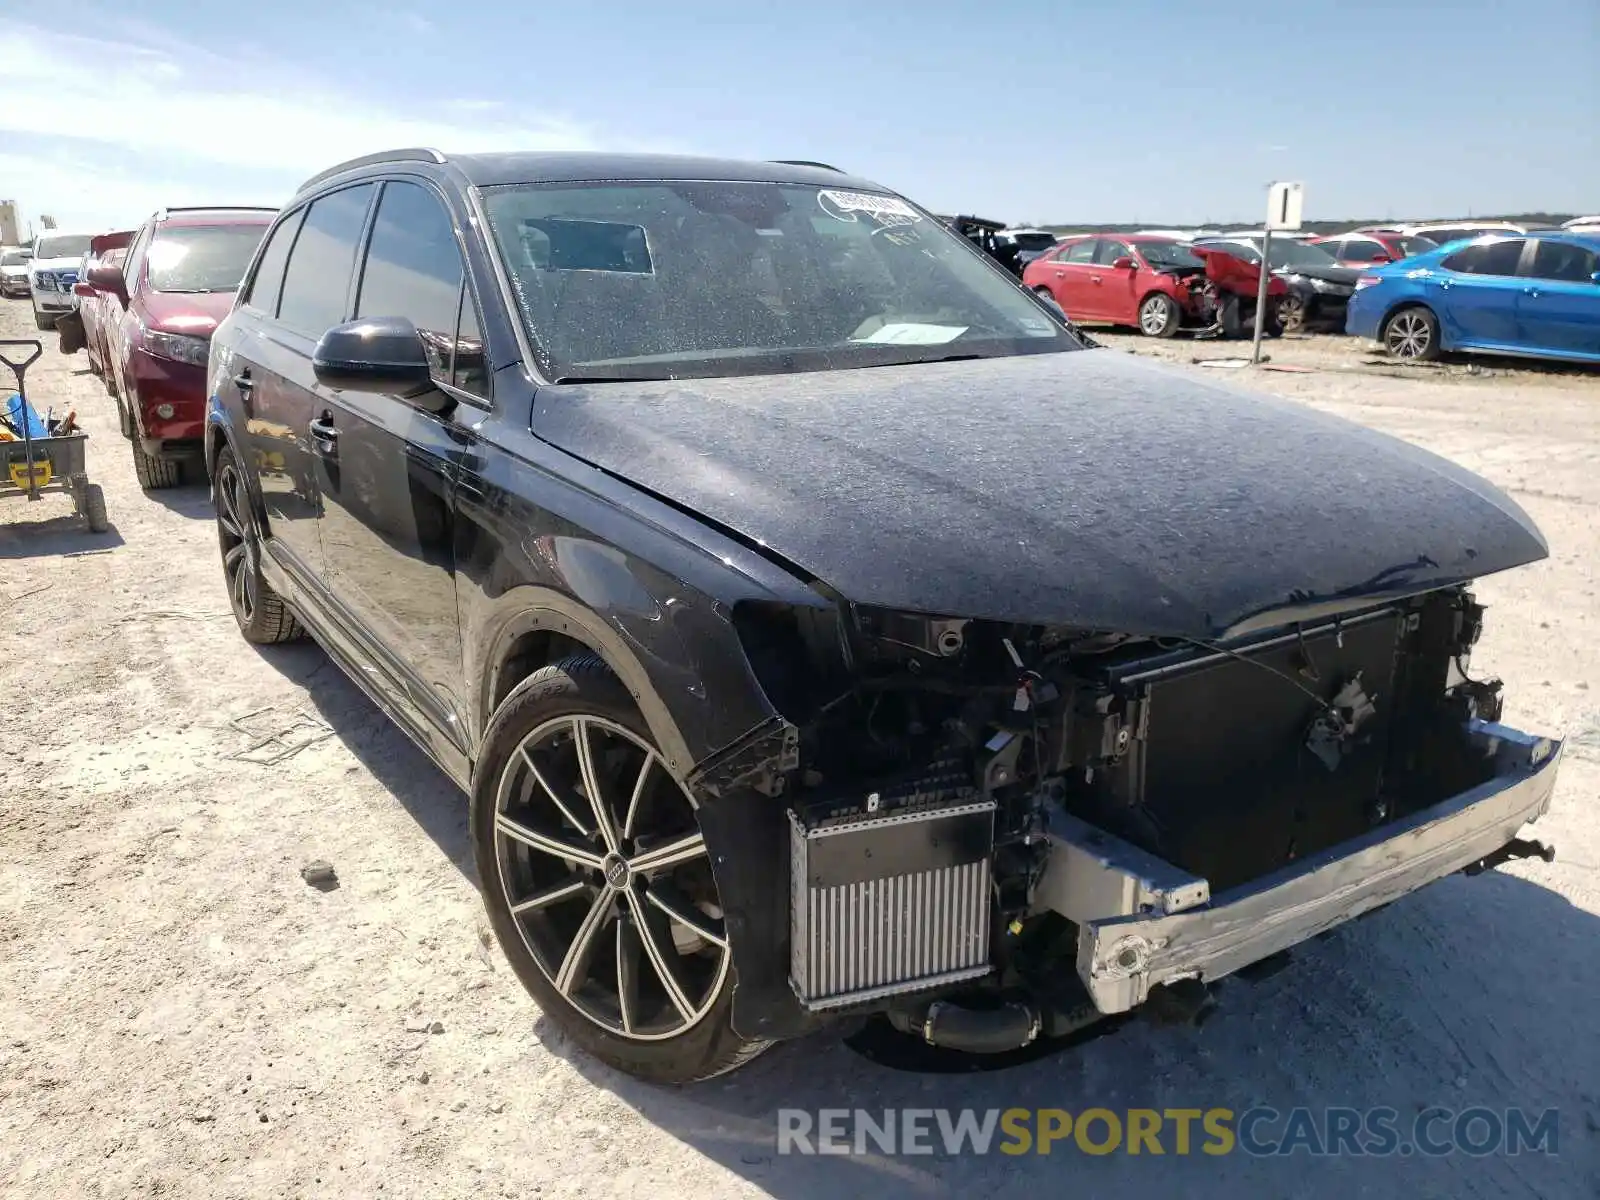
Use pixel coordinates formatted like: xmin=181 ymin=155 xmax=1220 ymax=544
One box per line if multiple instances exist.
xmin=0 ymin=18 xmax=660 ymax=229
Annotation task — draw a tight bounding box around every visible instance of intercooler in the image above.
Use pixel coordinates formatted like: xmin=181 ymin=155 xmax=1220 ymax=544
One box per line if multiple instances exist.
xmin=788 ymin=777 xmax=995 ymax=1010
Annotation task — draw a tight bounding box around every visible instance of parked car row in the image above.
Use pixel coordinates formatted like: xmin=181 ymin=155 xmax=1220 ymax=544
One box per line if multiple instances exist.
xmin=46 ymin=207 xmax=277 ymax=487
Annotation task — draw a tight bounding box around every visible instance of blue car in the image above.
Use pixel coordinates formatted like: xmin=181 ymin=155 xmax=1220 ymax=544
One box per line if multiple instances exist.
xmin=1345 ymin=231 xmax=1600 ymax=365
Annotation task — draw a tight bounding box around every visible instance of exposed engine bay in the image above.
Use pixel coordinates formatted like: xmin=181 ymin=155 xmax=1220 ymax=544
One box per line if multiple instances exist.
xmin=1162 ymin=246 xmax=1287 ymax=338
xmin=733 ymin=585 xmax=1557 ymax=1045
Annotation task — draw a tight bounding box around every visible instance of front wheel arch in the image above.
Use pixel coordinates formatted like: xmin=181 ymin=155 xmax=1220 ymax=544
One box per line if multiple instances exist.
xmin=475 ymin=597 xmax=699 ymax=786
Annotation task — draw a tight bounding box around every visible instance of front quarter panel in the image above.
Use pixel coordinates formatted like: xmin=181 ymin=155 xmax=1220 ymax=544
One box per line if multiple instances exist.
xmin=457 ymin=394 xmax=833 ymax=1039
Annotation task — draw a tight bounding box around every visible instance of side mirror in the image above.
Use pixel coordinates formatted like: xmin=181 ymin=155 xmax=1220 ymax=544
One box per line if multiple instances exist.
xmin=1111 ymin=256 xmax=1136 ymax=270
xmin=1371 ymin=254 xmax=1394 ymax=264
xmin=312 ymin=316 xmax=445 ymax=409
xmin=73 ymin=281 xmax=96 ymax=298
xmin=87 ymin=265 xmax=124 ymax=294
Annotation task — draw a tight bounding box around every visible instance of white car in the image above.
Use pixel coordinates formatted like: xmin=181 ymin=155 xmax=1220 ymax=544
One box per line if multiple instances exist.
xmin=1393 ymin=220 xmax=1524 ymax=247
xmin=27 ymin=231 xmax=95 ymax=329
xmin=0 ymin=247 xmax=32 ymax=298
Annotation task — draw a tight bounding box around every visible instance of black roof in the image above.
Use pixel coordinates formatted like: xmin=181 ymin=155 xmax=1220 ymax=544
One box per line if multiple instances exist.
xmin=295 ymin=149 xmax=886 ymax=197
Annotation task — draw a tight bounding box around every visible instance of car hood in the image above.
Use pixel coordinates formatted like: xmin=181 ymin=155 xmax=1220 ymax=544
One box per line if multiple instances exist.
xmin=1277 ymin=262 xmax=1360 ymax=285
xmin=29 ymin=256 xmax=80 ymax=272
xmin=530 ymin=352 xmax=1547 ymax=640
xmin=139 ymin=290 xmax=237 ymax=335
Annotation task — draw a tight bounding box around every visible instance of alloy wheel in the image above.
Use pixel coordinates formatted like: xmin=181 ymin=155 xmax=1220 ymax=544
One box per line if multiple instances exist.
xmin=1140 ymin=297 xmax=1171 ymax=335
xmin=1386 ymin=310 xmax=1432 ymax=359
xmin=216 ymin=462 xmax=259 ymax=623
xmin=493 ymin=715 xmax=729 ymax=1041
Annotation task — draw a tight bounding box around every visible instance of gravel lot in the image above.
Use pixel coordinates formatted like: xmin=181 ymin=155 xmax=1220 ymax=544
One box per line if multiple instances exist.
xmin=2 ymin=302 xmax=1596 ymax=1199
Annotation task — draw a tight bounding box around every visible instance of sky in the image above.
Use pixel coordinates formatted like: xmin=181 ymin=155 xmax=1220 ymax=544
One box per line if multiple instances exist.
xmin=2 ymin=0 xmax=1597 ymax=236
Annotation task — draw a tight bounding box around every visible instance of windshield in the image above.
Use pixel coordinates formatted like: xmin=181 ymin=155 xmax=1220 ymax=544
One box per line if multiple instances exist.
xmin=1267 ymin=240 xmax=1339 ymax=269
xmin=1007 ymin=232 xmax=1059 ymax=252
xmin=0 ymin=251 xmax=27 ymax=267
xmin=34 ymin=234 xmax=92 ymax=260
xmin=1138 ymin=240 xmax=1204 ymax=268
xmin=147 ymin=224 xmax=268 ymax=292
xmin=481 ymin=181 xmax=1077 ymax=381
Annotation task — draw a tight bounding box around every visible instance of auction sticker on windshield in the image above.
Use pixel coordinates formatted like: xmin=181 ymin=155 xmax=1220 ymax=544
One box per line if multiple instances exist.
xmin=818 ymin=189 xmax=922 ymax=225
xmin=854 ymin=322 xmax=968 ymax=345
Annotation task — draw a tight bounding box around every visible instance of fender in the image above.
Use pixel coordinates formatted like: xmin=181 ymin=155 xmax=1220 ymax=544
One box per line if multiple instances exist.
xmin=474 ymin=588 xmax=701 ymax=781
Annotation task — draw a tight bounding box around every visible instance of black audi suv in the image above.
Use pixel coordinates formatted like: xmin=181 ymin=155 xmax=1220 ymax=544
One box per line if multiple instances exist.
xmin=206 ymin=150 xmax=1560 ymax=1084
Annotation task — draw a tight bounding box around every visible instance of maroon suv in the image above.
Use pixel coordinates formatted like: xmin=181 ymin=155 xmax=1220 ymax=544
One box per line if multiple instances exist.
xmin=92 ymin=207 xmax=276 ymax=488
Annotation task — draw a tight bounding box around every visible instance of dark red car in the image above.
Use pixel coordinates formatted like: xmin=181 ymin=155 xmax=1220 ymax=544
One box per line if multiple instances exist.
xmin=92 ymin=206 xmax=276 ymax=489
xmin=1309 ymin=229 xmax=1438 ymax=268
xmin=1022 ymin=233 xmax=1287 ymax=338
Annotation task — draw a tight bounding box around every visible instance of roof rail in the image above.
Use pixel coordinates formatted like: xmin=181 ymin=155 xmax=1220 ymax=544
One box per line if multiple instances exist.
xmin=771 ymin=159 xmax=844 ymax=173
xmin=295 ymin=148 xmax=448 ymax=195
xmin=154 ymin=205 xmax=280 ymax=220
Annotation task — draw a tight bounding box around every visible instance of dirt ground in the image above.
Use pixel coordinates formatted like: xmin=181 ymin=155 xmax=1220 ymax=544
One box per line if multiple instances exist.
xmin=2 ymin=302 xmax=1596 ymax=1199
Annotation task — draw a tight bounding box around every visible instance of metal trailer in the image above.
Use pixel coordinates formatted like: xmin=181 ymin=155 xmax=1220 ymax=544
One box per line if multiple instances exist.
xmin=0 ymin=339 xmax=108 ymax=532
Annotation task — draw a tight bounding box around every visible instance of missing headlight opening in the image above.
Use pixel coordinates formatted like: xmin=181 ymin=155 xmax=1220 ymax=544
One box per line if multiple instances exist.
xmin=730 ymin=586 xmax=1558 ymax=1048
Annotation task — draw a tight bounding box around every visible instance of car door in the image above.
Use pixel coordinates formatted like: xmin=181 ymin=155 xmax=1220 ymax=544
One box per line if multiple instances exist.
xmin=107 ymin=221 xmax=152 ymax=403
xmin=1432 ymin=238 xmax=1528 ymax=348
xmin=1046 ymin=238 xmax=1103 ymax=319
xmin=1516 ymin=239 xmax=1600 ymax=359
xmin=1093 ymin=239 xmax=1140 ymax=323
xmin=311 ymin=177 xmax=486 ymax=754
xmin=234 ymin=185 xmax=376 ymax=582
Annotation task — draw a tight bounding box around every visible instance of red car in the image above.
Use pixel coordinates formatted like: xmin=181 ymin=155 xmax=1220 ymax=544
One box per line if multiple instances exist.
xmin=1022 ymin=234 xmax=1287 ymax=338
xmin=73 ymin=231 xmax=134 ymax=378
xmin=1309 ymin=229 xmax=1438 ymax=268
xmin=92 ymin=206 xmax=276 ymax=489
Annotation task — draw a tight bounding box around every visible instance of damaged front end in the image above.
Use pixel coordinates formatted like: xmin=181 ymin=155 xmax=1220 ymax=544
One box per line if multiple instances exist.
xmin=701 ymin=587 xmax=1561 ymax=1050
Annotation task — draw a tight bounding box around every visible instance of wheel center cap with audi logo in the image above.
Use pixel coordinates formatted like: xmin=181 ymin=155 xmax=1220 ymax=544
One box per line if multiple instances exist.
xmin=601 ymin=853 xmax=631 ymax=890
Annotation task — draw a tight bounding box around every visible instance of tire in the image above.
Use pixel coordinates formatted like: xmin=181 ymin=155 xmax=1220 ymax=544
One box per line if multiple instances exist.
xmin=1277 ymin=293 xmax=1308 ymax=334
xmin=115 ymin=398 xmax=132 ymax=439
xmin=33 ymin=308 xmax=54 ymax=331
xmin=472 ymin=654 xmax=768 ymax=1084
xmin=131 ymin=439 xmax=183 ymax=489
xmin=1382 ymin=304 xmax=1440 ymax=362
xmin=214 ymin=446 xmax=303 ymax=644
xmin=1138 ymin=293 xmax=1181 ymax=338
xmin=83 ymin=484 xmax=108 ymax=533
xmin=1263 ymin=308 xmax=1285 ymax=338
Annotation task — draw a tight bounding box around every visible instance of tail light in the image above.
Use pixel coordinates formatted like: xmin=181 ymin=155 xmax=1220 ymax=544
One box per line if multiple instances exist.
xmin=1355 ymin=274 xmax=1383 ymax=290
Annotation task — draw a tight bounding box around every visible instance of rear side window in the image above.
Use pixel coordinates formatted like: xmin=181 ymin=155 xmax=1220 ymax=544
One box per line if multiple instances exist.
xmin=244 ymin=208 xmax=305 ymax=316
xmin=355 ymin=181 xmax=470 ymax=386
xmin=1341 ymin=239 xmax=1388 ymax=263
xmin=1528 ymin=240 xmax=1597 ymax=283
xmin=1061 ymin=239 xmax=1096 ymax=263
xmin=1443 ymin=239 xmax=1525 ymax=276
xmin=276 ymin=184 xmax=376 ymax=335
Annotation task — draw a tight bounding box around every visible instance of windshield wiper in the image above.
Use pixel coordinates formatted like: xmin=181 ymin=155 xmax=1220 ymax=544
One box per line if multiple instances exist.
xmin=857 ymin=353 xmax=986 ymax=369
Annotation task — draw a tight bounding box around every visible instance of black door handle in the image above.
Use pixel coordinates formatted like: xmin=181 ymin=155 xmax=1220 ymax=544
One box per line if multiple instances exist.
xmin=232 ymin=370 xmax=254 ymax=393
